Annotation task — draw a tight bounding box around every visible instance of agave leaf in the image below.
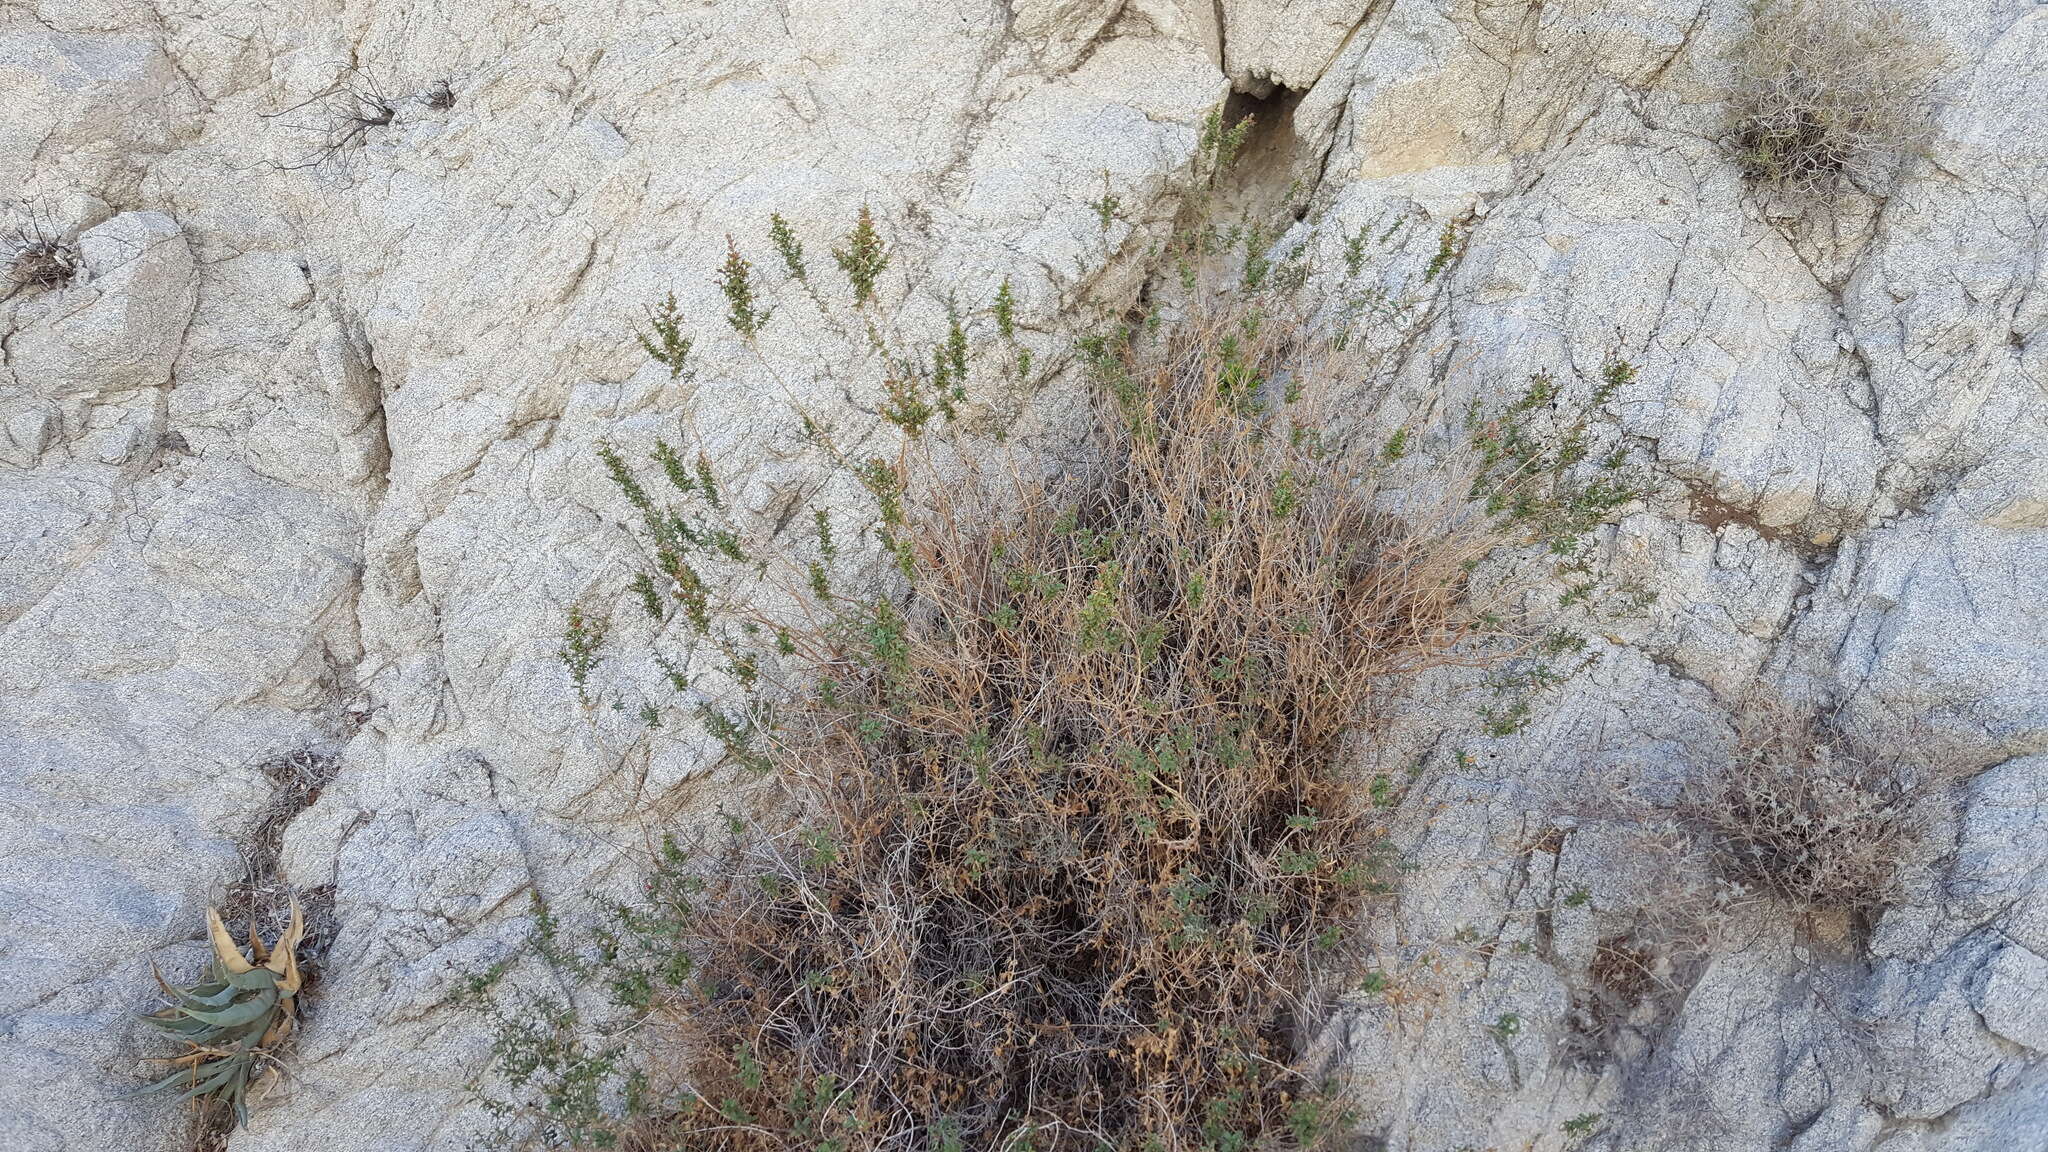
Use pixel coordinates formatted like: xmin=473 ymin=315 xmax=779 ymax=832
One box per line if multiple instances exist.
xmin=147 ymin=1043 xmax=241 ymax=1065
xmin=171 ymin=981 xmax=243 ymax=1010
xmin=150 ymin=964 xmax=237 ymax=1011
xmin=212 ymin=1015 xmax=280 ymax=1045
xmin=183 ymin=1000 xmax=277 ymax=1032
xmin=225 ymin=966 xmax=281 ymax=991
xmin=132 ymin=1038 xmax=251 ymax=1100
xmin=172 ymin=1058 xmax=248 ymax=1104
xmin=258 ymin=1010 xmax=295 ymax=1050
xmin=207 ymin=910 xmax=256 ymax=974
xmin=278 ymin=946 xmax=302 ymax=996
xmin=264 ymin=895 xmax=305 ymax=977
xmin=146 ymin=1012 xmax=217 ymax=1037
xmin=142 ymin=896 xmax=314 ymax=1128
xmin=132 ymin=1065 xmax=213 ymax=1097
xmin=177 ymin=990 xmax=277 ymax=1029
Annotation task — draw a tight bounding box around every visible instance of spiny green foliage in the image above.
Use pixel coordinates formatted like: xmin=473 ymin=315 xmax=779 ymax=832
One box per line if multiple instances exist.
xmin=635 ymin=292 xmax=693 ymax=380
xmin=137 ymin=899 xmax=306 ymax=1130
xmin=1199 ymin=107 xmax=1254 ymax=178
xmin=1459 ymin=364 xmax=1651 ymax=736
xmin=768 ymin=213 xmax=806 ymax=281
xmin=1563 ymin=1112 xmax=1603 ymax=1139
xmin=832 ymin=205 xmax=888 ymax=307
xmin=992 ymin=278 xmax=1016 ymax=340
xmin=1423 ymin=220 xmax=1465 ymax=283
xmin=881 ymin=369 xmax=936 ymax=436
xmin=1465 ymin=370 xmax=1645 ymax=554
xmin=558 ymin=606 xmax=606 ymax=708
xmin=1241 ymin=222 xmax=1273 ymax=291
xmin=719 ymin=237 xmax=771 ymax=338
xmin=1091 ymin=187 xmax=1121 ymax=233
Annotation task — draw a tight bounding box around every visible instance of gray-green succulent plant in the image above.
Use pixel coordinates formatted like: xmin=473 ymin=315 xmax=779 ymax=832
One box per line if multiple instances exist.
xmin=137 ymin=896 xmax=305 ymax=1127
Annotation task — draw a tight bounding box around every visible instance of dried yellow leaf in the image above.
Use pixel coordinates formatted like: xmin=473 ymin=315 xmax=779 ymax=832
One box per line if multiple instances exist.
xmin=206 ymin=909 xmax=256 ymax=973
xmin=265 ymin=895 xmax=304 ymax=976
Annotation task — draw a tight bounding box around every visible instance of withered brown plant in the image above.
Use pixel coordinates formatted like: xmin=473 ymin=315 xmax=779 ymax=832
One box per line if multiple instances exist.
xmin=643 ymin=333 xmax=1515 ymax=1150
xmin=478 ymin=291 xmax=1632 ymax=1152
xmin=1726 ymin=0 xmax=1945 ymax=198
xmin=478 ymin=161 xmax=1643 ymax=1146
xmin=5 ymin=216 xmax=76 ymax=294
xmin=1681 ymin=700 xmax=1950 ymax=913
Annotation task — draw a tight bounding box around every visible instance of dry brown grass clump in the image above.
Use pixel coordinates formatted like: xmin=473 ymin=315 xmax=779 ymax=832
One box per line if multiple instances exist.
xmin=594 ymin=308 xmax=1530 ymax=1152
xmin=1726 ymin=0 xmax=1945 ymax=198
xmin=6 ymin=221 xmax=75 ymax=293
xmin=475 ymin=174 xmax=1643 ymax=1148
xmin=1681 ymin=702 xmax=1948 ymax=913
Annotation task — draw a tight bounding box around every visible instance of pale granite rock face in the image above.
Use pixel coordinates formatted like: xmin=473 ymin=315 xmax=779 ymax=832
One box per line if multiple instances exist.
xmin=2 ymin=1 xmax=2043 ymax=1150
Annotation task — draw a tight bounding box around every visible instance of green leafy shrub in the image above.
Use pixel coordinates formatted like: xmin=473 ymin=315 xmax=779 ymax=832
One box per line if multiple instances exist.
xmin=636 ymin=293 xmax=693 ymax=380
xmin=483 ymin=130 xmax=1645 ymax=1150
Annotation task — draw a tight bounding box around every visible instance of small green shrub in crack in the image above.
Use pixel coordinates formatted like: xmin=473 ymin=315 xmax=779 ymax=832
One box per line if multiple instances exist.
xmin=477 ymin=115 xmax=1650 ymax=1152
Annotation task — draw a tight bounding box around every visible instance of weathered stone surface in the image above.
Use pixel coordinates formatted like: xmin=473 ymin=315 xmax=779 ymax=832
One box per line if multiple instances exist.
xmin=8 ymin=212 xmax=197 ymax=399
xmin=2 ymin=1 xmax=2043 ymax=1150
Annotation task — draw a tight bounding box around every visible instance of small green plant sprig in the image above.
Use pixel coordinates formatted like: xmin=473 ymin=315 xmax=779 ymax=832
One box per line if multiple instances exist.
xmin=1463 ymin=366 xmax=1645 ymax=556
xmin=832 ymin=205 xmax=888 ymax=307
xmin=1090 ymin=175 xmax=1121 ymax=234
xmin=635 ymin=293 xmax=693 ymax=379
xmin=718 ymin=237 xmax=771 ymax=339
xmin=1199 ymin=106 xmax=1254 ymax=178
xmin=1563 ymin=1112 xmax=1603 ymax=1139
xmin=558 ymin=605 xmax=606 ymax=708
xmin=768 ymin=212 xmax=806 ymax=281
xmin=1460 ymin=362 xmax=1649 ymax=735
xmin=1423 ymin=219 xmax=1466 ymax=283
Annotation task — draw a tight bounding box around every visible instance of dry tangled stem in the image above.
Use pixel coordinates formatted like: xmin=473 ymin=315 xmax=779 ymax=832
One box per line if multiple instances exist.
xmin=616 ymin=312 xmax=1529 ymax=1150
xmin=479 ymin=262 xmax=1615 ymax=1150
xmin=1681 ymin=701 xmax=1950 ymax=913
xmin=262 ymin=65 xmax=398 ymax=173
xmin=6 ymin=218 xmax=77 ymax=294
xmin=1725 ymin=0 xmax=1944 ymax=199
